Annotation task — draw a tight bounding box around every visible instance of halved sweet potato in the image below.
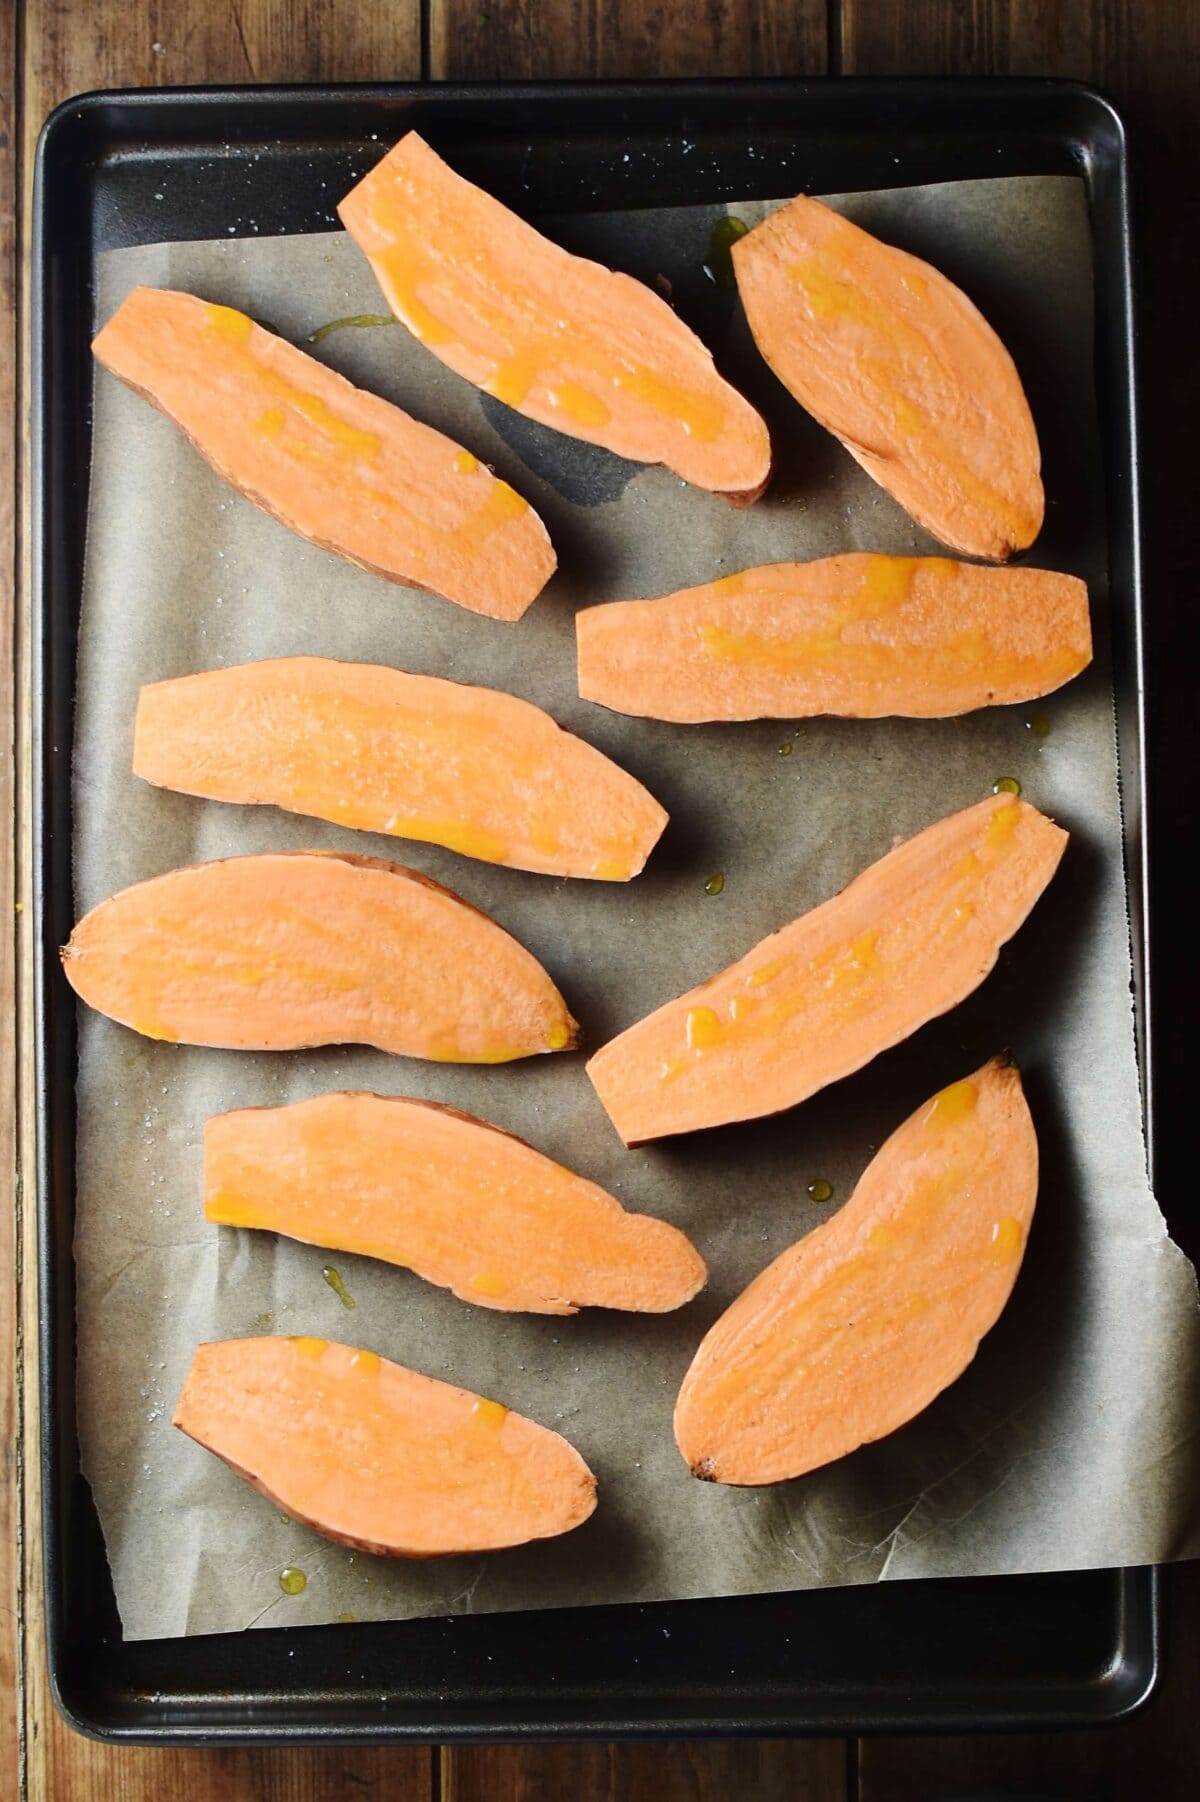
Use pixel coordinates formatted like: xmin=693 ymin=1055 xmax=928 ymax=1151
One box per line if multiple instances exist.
xmin=674 ymin=1056 xmax=1037 ymax=1484
xmin=92 ymin=286 xmax=555 ymax=619
xmin=587 ymin=794 xmax=1065 ymax=1144
xmin=733 ymin=197 xmax=1043 ymax=559
xmin=577 ymin=555 xmax=1091 ymax=721
xmin=206 ymin=1091 xmax=706 ymax=1314
xmin=174 ymin=1335 xmax=597 ymax=1555
xmin=62 ymin=851 xmax=576 ymax=1059
xmin=134 ymin=655 xmax=667 ymax=879
xmin=338 ymin=132 xmax=772 ymax=502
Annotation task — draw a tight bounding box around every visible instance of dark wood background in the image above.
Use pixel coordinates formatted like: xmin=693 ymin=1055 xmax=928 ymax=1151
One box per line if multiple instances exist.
xmin=4 ymin=2 xmax=1198 ymax=1796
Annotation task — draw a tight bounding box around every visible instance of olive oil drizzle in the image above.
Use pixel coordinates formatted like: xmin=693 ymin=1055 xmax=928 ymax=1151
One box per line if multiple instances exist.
xmin=322 ymin=1264 xmax=357 ymax=1309
xmin=307 ymin=313 xmax=400 ymax=345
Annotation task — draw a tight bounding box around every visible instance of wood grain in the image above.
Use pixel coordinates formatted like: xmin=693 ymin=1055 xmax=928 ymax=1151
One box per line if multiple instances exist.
xmin=1 ymin=0 xmax=20 ymax=1791
xmin=22 ymin=0 xmax=419 ymax=112
xmin=443 ymin=1741 xmax=848 ymax=1801
xmin=429 ymin=0 xmax=826 ymax=79
xmin=26 ymin=1745 xmax=434 ymax=1802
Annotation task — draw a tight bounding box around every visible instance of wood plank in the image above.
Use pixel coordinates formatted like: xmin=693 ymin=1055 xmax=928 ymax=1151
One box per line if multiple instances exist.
xmin=1 ymin=0 xmax=21 ymax=1792
xmin=429 ymin=0 xmax=826 ymax=79
xmin=841 ymin=1 xmax=1145 ymax=83
xmin=844 ymin=4 xmax=1200 ymax=1795
xmin=16 ymin=12 xmax=432 ymax=1799
xmin=23 ymin=0 xmax=420 ymax=102
xmin=30 ymin=1744 xmax=434 ymax=1802
xmin=444 ymin=1741 xmax=848 ymax=1801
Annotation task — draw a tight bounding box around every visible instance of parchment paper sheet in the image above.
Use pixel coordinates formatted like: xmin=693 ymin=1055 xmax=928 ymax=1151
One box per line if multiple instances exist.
xmin=74 ymin=175 xmax=1200 ymax=1640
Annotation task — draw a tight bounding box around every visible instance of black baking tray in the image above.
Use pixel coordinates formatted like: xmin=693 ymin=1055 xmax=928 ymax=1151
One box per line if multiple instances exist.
xmin=33 ymin=79 xmax=1158 ymax=1744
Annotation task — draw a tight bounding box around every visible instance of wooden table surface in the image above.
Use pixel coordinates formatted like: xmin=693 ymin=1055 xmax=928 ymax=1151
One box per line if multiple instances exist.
xmin=4 ymin=2 xmax=1198 ymax=1797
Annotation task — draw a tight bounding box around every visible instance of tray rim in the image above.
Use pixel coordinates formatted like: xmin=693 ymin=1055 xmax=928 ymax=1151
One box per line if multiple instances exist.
xmin=31 ymin=73 xmax=1159 ymax=1745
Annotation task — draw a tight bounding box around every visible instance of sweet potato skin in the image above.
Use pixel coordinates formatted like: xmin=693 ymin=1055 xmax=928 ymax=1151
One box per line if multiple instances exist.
xmin=62 ymin=850 xmax=577 ymax=1060
xmin=586 ymin=795 xmax=1066 ymax=1144
xmin=674 ymin=1057 xmax=1038 ymax=1484
xmin=338 ymin=132 xmax=772 ymax=502
xmin=134 ymin=655 xmax=668 ymax=880
xmin=205 ymin=1090 xmax=707 ymax=1314
xmin=92 ymin=285 xmax=555 ymax=619
xmin=174 ymin=1336 xmax=597 ymax=1555
xmin=577 ymin=555 xmax=1092 ymax=722
xmin=733 ymin=196 xmax=1043 ymax=560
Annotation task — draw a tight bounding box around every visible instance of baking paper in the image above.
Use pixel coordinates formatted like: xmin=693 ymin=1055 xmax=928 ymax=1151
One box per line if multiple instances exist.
xmin=73 ymin=175 xmax=1200 ymax=1639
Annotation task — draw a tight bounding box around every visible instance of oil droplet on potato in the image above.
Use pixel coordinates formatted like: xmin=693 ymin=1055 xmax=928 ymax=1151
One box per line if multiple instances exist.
xmin=990 ymin=1216 xmax=1023 ymax=1260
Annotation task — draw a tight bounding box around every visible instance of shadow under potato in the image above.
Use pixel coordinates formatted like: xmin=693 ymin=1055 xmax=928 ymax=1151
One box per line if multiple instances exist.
xmin=467 ymin=1460 xmax=664 ymax=1611
xmin=810 ymin=1056 xmax=1088 ymax=1535
xmin=659 ymin=1054 xmax=1093 ymax=1568
xmin=640 ymin=811 xmax=1106 ymax=1165
xmin=482 ymin=394 xmax=641 ymax=507
xmin=619 ymin=827 xmax=1108 ymax=1539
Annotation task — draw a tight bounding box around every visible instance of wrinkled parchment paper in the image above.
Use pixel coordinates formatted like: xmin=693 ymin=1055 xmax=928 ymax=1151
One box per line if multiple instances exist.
xmin=74 ymin=175 xmax=1200 ymax=1640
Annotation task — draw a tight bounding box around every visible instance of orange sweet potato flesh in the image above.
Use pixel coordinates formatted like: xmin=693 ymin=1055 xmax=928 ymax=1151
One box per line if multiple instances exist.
xmin=62 ymin=851 xmax=577 ymax=1060
xmin=206 ymin=1091 xmax=706 ymax=1314
xmin=587 ymin=794 xmax=1065 ymax=1145
xmin=733 ymin=196 xmax=1043 ymax=560
xmin=577 ymin=554 xmax=1091 ymax=722
xmin=338 ymin=133 xmax=772 ymax=502
xmin=174 ymin=1335 xmax=597 ymax=1555
xmin=674 ymin=1056 xmax=1037 ymax=1484
xmin=134 ymin=655 xmax=667 ymax=880
xmin=92 ymin=286 xmax=555 ymax=620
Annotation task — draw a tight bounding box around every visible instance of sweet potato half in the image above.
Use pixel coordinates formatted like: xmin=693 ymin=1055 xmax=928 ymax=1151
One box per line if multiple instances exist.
xmin=206 ymin=1091 xmax=706 ymax=1314
xmin=577 ymin=554 xmax=1092 ymax=722
xmin=135 ymin=656 xmax=668 ymax=879
xmin=733 ymin=197 xmax=1043 ymax=560
xmin=587 ymin=794 xmax=1065 ymax=1144
xmin=174 ymin=1335 xmax=597 ymax=1555
xmin=62 ymin=851 xmax=576 ymax=1060
xmin=675 ymin=1056 xmax=1037 ymax=1484
xmin=92 ymin=286 xmax=555 ymax=619
xmin=338 ymin=132 xmax=772 ymax=502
